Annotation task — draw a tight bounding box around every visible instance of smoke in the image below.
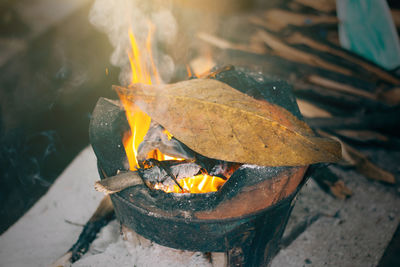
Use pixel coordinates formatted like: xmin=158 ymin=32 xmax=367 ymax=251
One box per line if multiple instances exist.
xmin=89 ymin=0 xmax=178 ymax=85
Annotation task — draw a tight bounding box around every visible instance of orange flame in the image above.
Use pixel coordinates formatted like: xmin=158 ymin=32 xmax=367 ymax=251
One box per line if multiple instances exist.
xmin=118 ymin=26 xmax=226 ymax=193
xmin=155 ymin=174 xmax=226 ymax=194
xmin=118 ymin=27 xmax=155 ymax=170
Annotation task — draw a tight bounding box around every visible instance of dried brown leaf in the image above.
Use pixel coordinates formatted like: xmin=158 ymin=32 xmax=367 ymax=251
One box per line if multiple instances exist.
xmin=115 ymin=79 xmax=341 ymax=166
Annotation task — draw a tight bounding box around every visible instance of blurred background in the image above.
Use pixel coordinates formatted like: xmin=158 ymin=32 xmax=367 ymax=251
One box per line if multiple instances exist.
xmin=0 ymin=0 xmax=119 ymax=234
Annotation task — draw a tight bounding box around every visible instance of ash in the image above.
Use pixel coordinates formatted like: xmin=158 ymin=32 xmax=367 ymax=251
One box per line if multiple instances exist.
xmin=73 ymin=220 xmax=212 ymax=267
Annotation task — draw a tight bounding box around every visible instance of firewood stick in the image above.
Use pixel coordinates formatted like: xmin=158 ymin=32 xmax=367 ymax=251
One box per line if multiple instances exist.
xmin=334 ymin=129 xmax=400 ymax=150
xmin=307 ymin=75 xmax=377 ymax=100
xmin=249 ymin=9 xmax=338 ymax=32
xmin=51 ymin=195 xmax=115 ymax=266
xmin=200 ymin=30 xmax=392 ymax=100
xmin=334 ymin=130 xmax=389 ymax=144
xmin=341 ymin=143 xmax=396 ymax=184
xmin=296 ymin=98 xmax=332 ymax=118
xmin=256 ymin=30 xmax=353 ymax=76
xmin=250 ymin=20 xmax=400 ymax=85
xmin=293 ymin=81 xmax=387 ymax=112
xmin=317 ymin=130 xmax=396 ymax=184
xmin=217 ymin=39 xmax=389 ymax=109
xmin=94 ymin=171 xmax=144 ymax=195
xmin=200 ymin=32 xmax=395 ymax=109
xmin=197 ymin=32 xmax=264 ymax=55
xmin=305 ymin=107 xmax=400 ymax=135
xmin=378 ymin=87 xmax=400 ymax=106
xmin=285 ymin=32 xmax=400 ymax=85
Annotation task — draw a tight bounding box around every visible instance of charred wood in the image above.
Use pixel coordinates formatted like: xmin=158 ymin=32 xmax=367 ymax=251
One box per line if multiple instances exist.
xmin=95 ymin=161 xmax=202 ymax=195
xmin=51 ymin=196 xmax=115 ymax=266
xmin=137 ymin=122 xmax=196 ymax=161
xmin=95 ymin=171 xmax=143 ymax=195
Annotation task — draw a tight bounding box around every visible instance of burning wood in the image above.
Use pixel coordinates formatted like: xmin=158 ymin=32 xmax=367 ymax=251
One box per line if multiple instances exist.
xmin=137 ymin=122 xmax=195 ymax=161
xmin=88 ymin=66 xmax=323 ymax=266
xmin=95 ymin=171 xmax=144 ymax=195
xmin=95 ymin=155 xmax=240 ymax=195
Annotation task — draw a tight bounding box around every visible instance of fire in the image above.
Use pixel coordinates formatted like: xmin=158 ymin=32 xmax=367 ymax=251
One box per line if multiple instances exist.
xmin=118 ymin=27 xmax=226 ymax=193
xmin=187 ymin=48 xmax=215 ymax=78
xmin=154 ymin=174 xmax=226 ymax=194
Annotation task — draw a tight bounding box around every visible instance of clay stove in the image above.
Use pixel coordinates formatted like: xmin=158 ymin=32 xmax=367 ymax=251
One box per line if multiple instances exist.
xmin=89 ymin=67 xmax=310 ymax=266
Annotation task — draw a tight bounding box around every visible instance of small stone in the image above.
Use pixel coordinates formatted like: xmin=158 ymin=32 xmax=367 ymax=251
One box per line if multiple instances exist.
xmin=305 ymin=258 xmax=312 ymax=264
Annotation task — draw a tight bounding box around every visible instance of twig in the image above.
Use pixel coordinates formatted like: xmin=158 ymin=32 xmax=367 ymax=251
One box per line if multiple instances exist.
xmin=94 ymin=171 xmax=143 ymax=195
xmin=51 ymin=195 xmax=115 ymax=266
xmin=64 ymin=219 xmax=85 ymax=227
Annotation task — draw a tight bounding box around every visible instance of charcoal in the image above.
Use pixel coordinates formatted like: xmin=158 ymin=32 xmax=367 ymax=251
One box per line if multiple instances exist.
xmin=137 ymin=122 xmax=196 ymax=161
xmin=138 ymin=161 xmax=201 ymax=185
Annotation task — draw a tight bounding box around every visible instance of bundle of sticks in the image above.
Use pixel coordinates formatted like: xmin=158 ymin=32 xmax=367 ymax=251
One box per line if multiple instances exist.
xmin=195 ymin=0 xmax=399 ymax=199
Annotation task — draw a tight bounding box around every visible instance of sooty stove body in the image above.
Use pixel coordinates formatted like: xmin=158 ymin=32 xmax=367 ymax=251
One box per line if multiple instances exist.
xmin=89 ymin=67 xmax=309 ymax=266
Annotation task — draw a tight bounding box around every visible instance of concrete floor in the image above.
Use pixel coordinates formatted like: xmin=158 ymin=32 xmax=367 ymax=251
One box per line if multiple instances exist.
xmin=0 ymin=147 xmax=398 ymax=267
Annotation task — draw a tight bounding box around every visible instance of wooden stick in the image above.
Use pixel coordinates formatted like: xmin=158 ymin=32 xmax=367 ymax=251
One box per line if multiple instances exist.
xmin=51 ymin=195 xmax=115 ymax=266
xmin=378 ymin=87 xmax=400 ymax=106
xmin=293 ymin=81 xmax=384 ymax=112
xmin=197 ymin=32 xmax=265 ymax=55
xmin=285 ymin=32 xmax=400 ymax=85
xmin=318 ymin=130 xmax=396 ymax=184
xmin=296 ymin=98 xmax=332 ymax=118
xmin=249 ymin=9 xmax=338 ymax=32
xmin=305 ymin=107 xmax=400 ymax=135
xmin=95 ymin=171 xmax=143 ymax=195
xmin=256 ymin=30 xmax=353 ymax=76
xmin=307 ymin=75 xmax=377 ymax=100
xmin=334 ymin=129 xmax=389 ymax=144
xmin=342 ymin=143 xmax=396 ymax=184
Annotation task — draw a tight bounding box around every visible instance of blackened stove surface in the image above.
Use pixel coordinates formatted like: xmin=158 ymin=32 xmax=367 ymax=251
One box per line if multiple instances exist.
xmin=89 ymin=67 xmax=309 ymax=266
